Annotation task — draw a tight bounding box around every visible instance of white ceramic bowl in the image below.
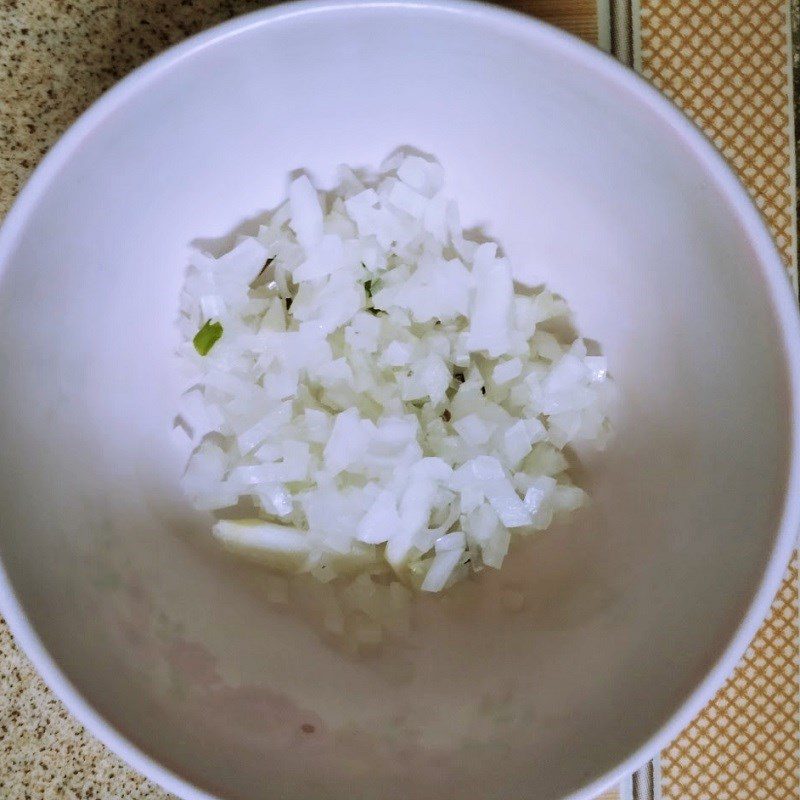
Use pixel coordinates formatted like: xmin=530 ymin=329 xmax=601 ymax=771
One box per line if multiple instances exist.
xmin=1 ymin=2 xmax=798 ymax=799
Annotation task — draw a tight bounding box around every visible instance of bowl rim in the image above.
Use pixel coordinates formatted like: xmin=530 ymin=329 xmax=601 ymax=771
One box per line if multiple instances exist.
xmin=0 ymin=1 xmax=798 ymax=798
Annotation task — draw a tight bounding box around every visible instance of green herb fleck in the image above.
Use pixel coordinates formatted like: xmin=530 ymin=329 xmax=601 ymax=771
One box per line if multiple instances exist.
xmin=193 ymin=320 xmax=223 ymax=355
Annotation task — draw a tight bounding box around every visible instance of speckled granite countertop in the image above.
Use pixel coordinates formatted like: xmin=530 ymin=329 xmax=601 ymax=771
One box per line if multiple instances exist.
xmin=0 ymin=3 xmax=597 ymax=798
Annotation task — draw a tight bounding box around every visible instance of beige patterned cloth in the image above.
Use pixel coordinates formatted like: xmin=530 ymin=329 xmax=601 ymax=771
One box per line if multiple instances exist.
xmin=637 ymin=0 xmax=797 ymax=286
xmin=635 ymin=2 xmax=799 ymax=798
xmin=660 ymin=558 xmax=798 ymax=800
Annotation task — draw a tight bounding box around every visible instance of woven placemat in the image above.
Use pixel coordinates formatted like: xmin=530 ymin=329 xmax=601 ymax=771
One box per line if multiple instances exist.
xmin=632 ymin=2 xmax=799 ymax=799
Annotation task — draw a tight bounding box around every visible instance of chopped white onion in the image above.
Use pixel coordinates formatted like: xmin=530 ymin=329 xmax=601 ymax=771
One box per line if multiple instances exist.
xmin=179 ymin=153 xmax=614 ymax=601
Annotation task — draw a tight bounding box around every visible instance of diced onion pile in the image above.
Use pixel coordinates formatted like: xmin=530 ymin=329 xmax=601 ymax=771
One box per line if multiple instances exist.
xmin=178 ymin=153 xmax=614 ymax=603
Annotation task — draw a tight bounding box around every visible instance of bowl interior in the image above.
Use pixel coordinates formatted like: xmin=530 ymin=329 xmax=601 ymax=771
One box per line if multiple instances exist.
xmin=0 ymin=4 xmax=793 ymax=800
